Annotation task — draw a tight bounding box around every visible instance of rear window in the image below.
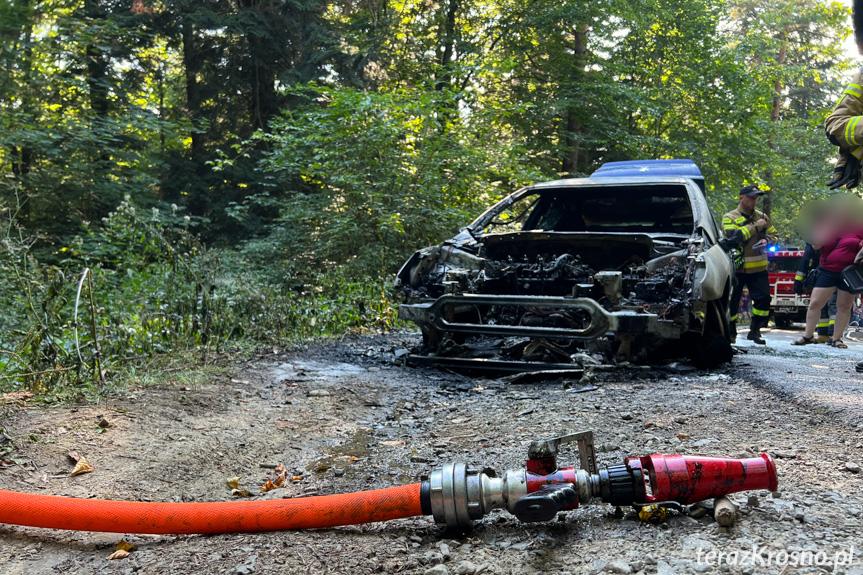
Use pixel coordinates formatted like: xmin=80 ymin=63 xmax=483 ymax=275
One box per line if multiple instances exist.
xmin=484 ymin=184 xmax=694 ymax=235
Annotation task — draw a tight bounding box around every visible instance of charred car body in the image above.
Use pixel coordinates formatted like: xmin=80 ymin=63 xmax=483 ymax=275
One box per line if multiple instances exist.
xmin=395 ymin=160 xmax=736 ymax=369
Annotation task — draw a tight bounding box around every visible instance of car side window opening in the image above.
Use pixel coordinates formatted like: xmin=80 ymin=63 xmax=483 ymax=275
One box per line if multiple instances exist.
xmin=485 ymin=194 xmax=541 ymax=233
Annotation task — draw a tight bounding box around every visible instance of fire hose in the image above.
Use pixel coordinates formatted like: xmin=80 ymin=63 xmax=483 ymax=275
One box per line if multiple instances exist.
xmin=0 ymin=432 xmax=776 ymax=534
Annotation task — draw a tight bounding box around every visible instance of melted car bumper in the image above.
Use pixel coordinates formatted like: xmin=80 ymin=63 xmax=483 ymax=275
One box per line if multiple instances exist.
xmin=399 ymin=294 xmax=686 ymax=341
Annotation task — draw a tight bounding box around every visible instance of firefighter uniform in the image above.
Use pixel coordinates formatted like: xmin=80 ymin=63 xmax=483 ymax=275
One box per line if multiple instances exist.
xmin=722 ymin=190 xmax=777 ymax=344
xmin=825 ymin=69 xmax=863 ymax=188
xmin=794 ymin=244 xmax=834 ymax=339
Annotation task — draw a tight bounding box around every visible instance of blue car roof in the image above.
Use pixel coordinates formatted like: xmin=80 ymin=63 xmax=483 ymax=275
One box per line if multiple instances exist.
xmin=592 ymin=159 xmax=704 ymax=191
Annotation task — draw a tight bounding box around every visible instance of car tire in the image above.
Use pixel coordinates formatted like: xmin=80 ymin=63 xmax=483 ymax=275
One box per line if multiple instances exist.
xmin=688 ymin=301 xmax=734 ymax=369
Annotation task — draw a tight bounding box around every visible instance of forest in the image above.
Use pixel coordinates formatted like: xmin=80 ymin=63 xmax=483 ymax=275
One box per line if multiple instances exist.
xmin=0 ymin=0 xmax=855 ymax=392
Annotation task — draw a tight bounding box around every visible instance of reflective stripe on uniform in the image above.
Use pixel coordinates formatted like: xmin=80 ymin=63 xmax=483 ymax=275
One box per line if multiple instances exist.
xmin=847 ymin=116 xmax=863 ymax=146
xmin=818 ymin=321 xmax=830 ymax=328
xmin=723 ymin=224 xmax=750 ymax=240
xmin=795 ymin=273 xmax=805 ymax=281
xmin=730 ymin=314 xmax=738 ymax=321
xmin=752 ymin=307 xmax=770 ymax=317
xmin=853 ymin=146 xmax=863 ymax=161
xmin=846 ymin=84 xmax=863 ymax=98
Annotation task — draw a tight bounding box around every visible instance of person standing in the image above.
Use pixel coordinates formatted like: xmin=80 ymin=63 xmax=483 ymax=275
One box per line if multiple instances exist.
xmin=722 ymin=185 xmax=778 ymax=344
xmin=794 ymin=243 xmax=835 ymax=341
xmin=792 ymin=231 xmax=863 ymax=348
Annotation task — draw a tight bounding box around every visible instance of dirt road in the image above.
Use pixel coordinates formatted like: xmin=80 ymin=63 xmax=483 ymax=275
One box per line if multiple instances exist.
xmin=1 ymin=332 xmax=862 ymax=575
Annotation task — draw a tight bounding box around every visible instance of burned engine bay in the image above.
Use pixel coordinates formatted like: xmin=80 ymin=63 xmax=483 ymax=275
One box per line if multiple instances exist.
xmin=396 ymin=232 xmax=700 ymax=366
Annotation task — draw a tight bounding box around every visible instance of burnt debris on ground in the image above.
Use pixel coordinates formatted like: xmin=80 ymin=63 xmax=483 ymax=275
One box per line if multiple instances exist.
xmin=0 ymin=332 xmax=861 ymax=575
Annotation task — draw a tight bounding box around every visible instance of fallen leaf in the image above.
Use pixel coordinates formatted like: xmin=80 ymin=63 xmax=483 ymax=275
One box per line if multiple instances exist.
xmin=1 ymin=391 xmax=34 ymax=402
xmin=259 ymin=463 xmax=291 ymax=493
xmin=290 ymin=475 xmax=302 ymax=482
xmin=259 ymin=480 xmax=277 ymax=493
xmin=107 ymin=549 xmax=130 ymax=560
xmin=67 ymin=451 xmax=81 ymax=463
xmin=333 ymin=455 xmax=359 ymax=462
xmin=676 ymin=433 xmax=690 ymax=439
xmin=70 ymin=457 xmax=95 ymax=476
xmin=227 ymin=476 xmax=251 ymax=496
xmin=379 ymin=440 xmax=405 ymax=447
xmin=116 ymin=540 xmax=135 ymax=552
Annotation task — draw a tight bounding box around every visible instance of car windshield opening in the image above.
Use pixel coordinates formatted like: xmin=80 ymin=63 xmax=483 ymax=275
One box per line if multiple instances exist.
xmin=486 ymin=184 xmax=694 ymax=235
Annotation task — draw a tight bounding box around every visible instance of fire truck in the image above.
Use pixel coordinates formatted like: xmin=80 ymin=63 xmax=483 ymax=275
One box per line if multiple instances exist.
xmin=767 ymin=248 xmax=809 ymax=328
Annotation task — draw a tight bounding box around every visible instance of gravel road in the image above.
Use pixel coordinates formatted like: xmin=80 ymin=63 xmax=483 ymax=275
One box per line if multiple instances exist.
xmin=1 ymin=331 xmax=862 ymax=575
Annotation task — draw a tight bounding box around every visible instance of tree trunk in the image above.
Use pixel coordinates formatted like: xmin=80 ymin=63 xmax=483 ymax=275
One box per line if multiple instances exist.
xmin=242 ymin=0 xmax=278 ymax=132
xmin=562 ymin=24 xmax=589 ymax=175
xmin=9 ymin=0 xmax=34 ymax=222
xmin=764 ymin=28 xmax=787 ymax=216
xmin=84 ymin=0 xmax=109 ymax=117
xmin=436 ymin=0 xmax=459 ymax=92
xmin=182 ymin=20 xmax=205 ymax=163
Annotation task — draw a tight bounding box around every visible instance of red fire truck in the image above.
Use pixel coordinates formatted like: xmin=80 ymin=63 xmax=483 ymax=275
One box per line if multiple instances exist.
xmin=767 ymin=248 xmax=809 ymax=328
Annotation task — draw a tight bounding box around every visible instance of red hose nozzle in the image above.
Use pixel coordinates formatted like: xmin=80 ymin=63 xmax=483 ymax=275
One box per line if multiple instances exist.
xmin=625 ymin=452 xmax=777 ymax=505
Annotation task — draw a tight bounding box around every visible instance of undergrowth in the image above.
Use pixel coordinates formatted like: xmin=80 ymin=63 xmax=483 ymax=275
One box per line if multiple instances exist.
xmin=0 ymin=196 xmax=402 ymax=398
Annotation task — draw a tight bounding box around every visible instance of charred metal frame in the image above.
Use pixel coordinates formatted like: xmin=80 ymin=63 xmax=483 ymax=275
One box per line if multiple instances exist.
xmin=398 ymin=294 xmax=685 ymax=342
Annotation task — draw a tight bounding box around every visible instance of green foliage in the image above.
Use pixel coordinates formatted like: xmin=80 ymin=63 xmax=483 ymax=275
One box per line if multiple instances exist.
xmin=227 ymin=85 xmax=543 ymax=278
xmin=0 ymin=196 xmax=401 ymax=393
xmin=0 ymin=0 xmax=859 ymax=394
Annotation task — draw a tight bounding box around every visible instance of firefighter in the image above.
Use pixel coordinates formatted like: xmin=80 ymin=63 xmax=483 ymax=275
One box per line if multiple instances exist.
xmin=794 ymin=243 xmax=835 ymax=341
xmin=825 ymin=1 xmax=863 ymax=189
xmin=723 ymin=186 xmax=778 ymax=344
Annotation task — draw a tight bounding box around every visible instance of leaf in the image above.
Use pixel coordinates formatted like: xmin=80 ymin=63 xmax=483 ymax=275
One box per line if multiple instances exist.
xmin=259 ymin=463 xmax=290 ymax=493
xmin=676 ymin=433 xmax=690 ymax=439
xmin=226 ymin=476 xmax=241 ymax=490
xmin=116 ymin=540 xmax=135 ymax=552
xmin=107 ymin=549 xmax=130 ymax=560
xmin=1 ymin=392 xmax=34 ymax=403
xmin=70 ymin=457 xmax=95 ymax=476
xmin=379 ymin=440 xmax=405 ymax=447
xmin=67 ymin=451 xmax=81 ymax=463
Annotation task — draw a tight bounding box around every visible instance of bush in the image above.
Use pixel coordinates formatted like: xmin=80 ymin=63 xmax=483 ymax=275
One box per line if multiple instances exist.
xmin=0 ymin=196 xmax=400 ymax=393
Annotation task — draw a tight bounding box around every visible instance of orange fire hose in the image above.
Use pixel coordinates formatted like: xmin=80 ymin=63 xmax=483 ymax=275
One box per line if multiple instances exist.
xmin=0 ymin=484 xmax=423 ymax=534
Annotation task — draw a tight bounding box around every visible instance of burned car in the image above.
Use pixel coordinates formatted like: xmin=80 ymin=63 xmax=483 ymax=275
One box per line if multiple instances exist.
xmin=394 ymin=160 xmax=736 ymax=370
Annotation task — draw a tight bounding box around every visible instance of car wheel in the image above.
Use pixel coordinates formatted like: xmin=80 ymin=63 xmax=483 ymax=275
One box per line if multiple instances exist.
xmin=688 ymin=301 xmax=733 ymax=369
